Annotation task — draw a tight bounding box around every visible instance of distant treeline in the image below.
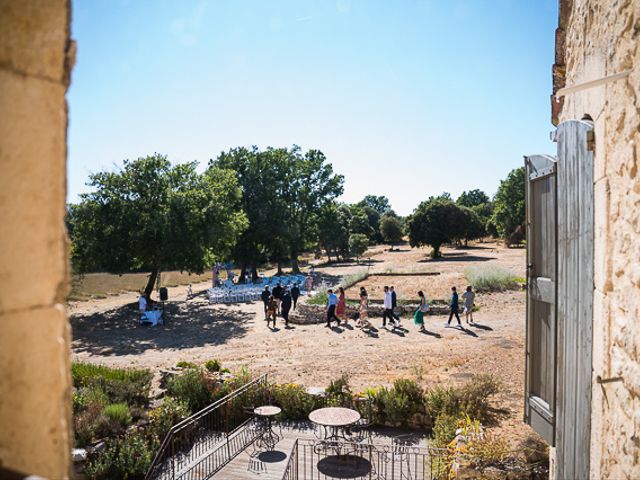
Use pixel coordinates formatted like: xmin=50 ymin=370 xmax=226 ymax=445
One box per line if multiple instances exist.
xmin=66 ymin=146 xmax=524 ymax=296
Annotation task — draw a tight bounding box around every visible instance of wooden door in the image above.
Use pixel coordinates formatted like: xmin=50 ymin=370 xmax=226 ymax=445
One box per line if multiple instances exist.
xmin=524 ymin=154 xmax=558 ymax=445
xmin=555 ymin=119 xmax=594 ymax=480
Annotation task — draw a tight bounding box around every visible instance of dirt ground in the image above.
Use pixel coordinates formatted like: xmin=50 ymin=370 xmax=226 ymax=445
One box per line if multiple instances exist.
xmin=69 ymin=241 xmax=535 ymax=445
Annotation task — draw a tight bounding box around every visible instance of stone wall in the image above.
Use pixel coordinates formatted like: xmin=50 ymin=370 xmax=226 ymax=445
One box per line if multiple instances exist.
xmin=556 ymin=0 xmax=640 ymax=478
xmin=0 ymin=0 xmax=74 ymax=477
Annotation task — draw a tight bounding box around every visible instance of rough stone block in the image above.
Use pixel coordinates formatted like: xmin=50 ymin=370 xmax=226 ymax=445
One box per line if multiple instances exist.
xmin=0 ymin=305 xmax=71 ymax=478
xmin=0 ymin=69 xmax=69 ymax=313
xmin=0 ymin=0 xmax=70 ymax=82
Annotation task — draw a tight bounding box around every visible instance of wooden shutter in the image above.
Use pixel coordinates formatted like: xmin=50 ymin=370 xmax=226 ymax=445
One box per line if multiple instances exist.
xmin=524 ymin=154 xmax=558 ymax=445
xmin=555 ymin=119 xmax=594 ymax=480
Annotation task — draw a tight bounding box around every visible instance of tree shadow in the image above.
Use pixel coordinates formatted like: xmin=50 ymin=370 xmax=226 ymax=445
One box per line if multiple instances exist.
xmin=71 ymin=301 xmax=253 ymax=357
xmin=417 ymin=252 xmax=494 ymax=263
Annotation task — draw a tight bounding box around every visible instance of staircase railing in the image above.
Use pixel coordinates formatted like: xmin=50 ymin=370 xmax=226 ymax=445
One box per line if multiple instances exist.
xmin=145 ymin=374 xmax=269 ymax=480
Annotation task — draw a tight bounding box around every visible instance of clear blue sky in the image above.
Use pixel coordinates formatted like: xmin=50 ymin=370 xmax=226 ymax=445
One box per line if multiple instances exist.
xmin=68 ymin=0 xmax=558 ymax=216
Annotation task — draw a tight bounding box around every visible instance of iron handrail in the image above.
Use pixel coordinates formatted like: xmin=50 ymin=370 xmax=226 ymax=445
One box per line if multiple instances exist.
xmin=145 ymin=373 xmax=268 ymax=480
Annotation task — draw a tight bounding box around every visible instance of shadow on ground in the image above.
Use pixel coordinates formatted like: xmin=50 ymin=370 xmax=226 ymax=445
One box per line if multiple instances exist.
xmin=418 ymin=252 xmax=495 ymax=263
xmin=71 ymin=299 xmax=254 ymax=356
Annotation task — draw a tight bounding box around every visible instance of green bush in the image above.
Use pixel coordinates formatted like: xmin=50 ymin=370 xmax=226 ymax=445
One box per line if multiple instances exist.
xmin=325 ymin=373 xmax=353 ymax=406
xmin=72 ymin=362 xmax=152 ymax=407
xmin=84 ymin=431 xmax=157 ymax=480
xmin=307 ymin=290 xmax=328 ymax=305
xmin=176 ymin=361 xmax=197 ymax=369
xmin=456 ymin=374 xmax=501 ymax=422
xmin=148 ymin=397 xmax=190 ymax=440
xmin=205 ymin=359 xmax=221 ymax=372
xmin=366 ymin=378 xmax=425 ymax=426
xmin=431 ymin=414 xmax=459 ymax=448
xmin=165 ymin=368 xmax=211 ymax=413
xmin=425 ymin=375 xmax=501 ymax=423
xmin=270 ymin=383 xmax=324 ymax=420
xmin=103 ymin=403 xmax=132 ymax=431
xmin=464 ymin=266 xmax=520 ymax=292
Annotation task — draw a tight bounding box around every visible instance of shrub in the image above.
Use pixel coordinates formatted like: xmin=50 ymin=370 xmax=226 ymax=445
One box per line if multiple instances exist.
xmin=270 ymin=383 xmax=324 ymax=421
xmin=103 ymin=403 xmax=132 ymax=432
xmin=325 ymin=373 xmax=353 ymax=406
xmin=464 ymin=266 xmax=520 ymax=293
xmin=72 ymin=362 xmax=152 ymax=407
xmin=165 ymin=368 xmax=211 ymax=413
xmin=392 ymin=378 xmax=424 ymax=406
xmin=84 ymin=431 xmax=157 ymax=480
xmin=456 ymin=374 xmax=501 ymax=422
xmin=425 ymin=375 xmax=500 ymax=423
xmin=176 ymin=361 xmax=197 ymax=369
xmin=431 ymin=414 xmax=459 ymax=448
xmin=205 ymin=359 xmax=221 ymax=372
xmin=74 ymin=400 xmax=105 ymax=447
xmin=148 ymin=397 xmax=190 ymax=440
xmin=307 ymin=290 xmax=328 ymax=305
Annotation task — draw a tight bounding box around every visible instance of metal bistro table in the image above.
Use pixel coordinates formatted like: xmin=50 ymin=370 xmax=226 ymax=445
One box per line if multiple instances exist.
xmin=253 ymin=405 xmax=281 ymax=451
xmin=309 ymin=407 xmax=361 ymax=442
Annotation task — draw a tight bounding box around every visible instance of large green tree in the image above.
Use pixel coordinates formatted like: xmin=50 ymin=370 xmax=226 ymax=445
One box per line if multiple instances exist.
xmin=491 ymin=166 xmax=525 ymax=239
xmin=211 ymin=146 xmax=288 ymax=280
xmin=348 ymin=233 xmax=369 ymax=264
xmin=379 ymin=214 xmax=404 ymax=248
xmin=407 ymin=198 xmax=465 ymax=257
xmin=69 ymin=154 xmax=247 ymax=297
xmin=357 ymin=195 xmax=392 ymax=215
xmin=281 ymin=147 xmax=344 ymax=272
xmin=456 ymin=189 xmax=490 ymax=208
xmin=317 ymin=202 xmax=351 ymax=262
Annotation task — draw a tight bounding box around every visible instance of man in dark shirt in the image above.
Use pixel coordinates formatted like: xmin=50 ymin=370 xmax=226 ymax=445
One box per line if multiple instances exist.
xmin=272 ymin=283 xmax=283 ymax=314
xmin=390 ymin=286 xmax=402 ymax=325
xmin=446 ymin=286 xmax=462 ymax=327
xmin=281 ymin=288 xmax=293 ymax=327
xmin=261 ymin=286 xmax=271 ymax=319
xmin=291 ymin=283 xmax=301 ymax=310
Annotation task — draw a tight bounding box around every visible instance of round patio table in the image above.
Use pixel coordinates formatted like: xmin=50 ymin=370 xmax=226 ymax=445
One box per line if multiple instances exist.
xmin=309 ymin=407 xmax=361 ymax=442
xmin=253 ymin=406 xmax=281 ymax=450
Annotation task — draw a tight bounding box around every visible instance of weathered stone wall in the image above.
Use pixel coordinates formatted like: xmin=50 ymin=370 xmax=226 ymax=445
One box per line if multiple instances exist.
xmin=0 ymin=0 xmax=74 ymax=477
xmin=557 ymin=1 xmax=640 ymax=478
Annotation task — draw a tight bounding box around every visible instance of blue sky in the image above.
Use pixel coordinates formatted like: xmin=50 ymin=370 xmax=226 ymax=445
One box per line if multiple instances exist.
xmin=68 ymin=0 xmax=558 ymax=215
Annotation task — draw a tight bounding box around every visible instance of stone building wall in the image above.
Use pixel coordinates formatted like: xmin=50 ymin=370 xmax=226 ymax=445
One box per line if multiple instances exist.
xmin=0 ymin=0 xmax=74 ymax=477
xmin=556 ymin=0 xmax=640 ymax=478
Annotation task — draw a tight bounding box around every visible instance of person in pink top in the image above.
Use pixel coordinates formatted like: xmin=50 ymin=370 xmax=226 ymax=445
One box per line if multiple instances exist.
xmin=336 ymin=286 xmax=347 ymax=323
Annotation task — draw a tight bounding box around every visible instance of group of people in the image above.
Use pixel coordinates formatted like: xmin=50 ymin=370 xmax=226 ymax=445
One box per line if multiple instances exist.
xmin=324 ymin=284 xmax=477 ymax=333
xmin=261 ymin=283 xmax=301 ymax=328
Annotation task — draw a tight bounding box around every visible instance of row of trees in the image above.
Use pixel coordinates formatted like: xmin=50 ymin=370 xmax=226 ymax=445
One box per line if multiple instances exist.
xmin=407 ymin=168 xmax=525 ymax=257
xmin=67 ymin=148 xmax=525 ymax=295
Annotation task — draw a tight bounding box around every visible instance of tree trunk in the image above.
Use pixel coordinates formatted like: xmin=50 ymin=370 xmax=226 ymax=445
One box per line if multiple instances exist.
xmin=144 ymin=268 xmax=159 ymax=298
xmin=251 ymin=264 xmax=258 ymax=282
xmin=277 ymin=261 xmax=284 ymax=276
xmin=238 ymin=263 xmax=247 ymax=283
xmin=291 ymin=255 xmax=300 ymax=274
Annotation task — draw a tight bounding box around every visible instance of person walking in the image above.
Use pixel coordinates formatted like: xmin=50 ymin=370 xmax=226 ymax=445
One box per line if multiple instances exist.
xmin=462 ymin=285 xmax=476 ymax=325
xmin=380 ymin=286 xmax=398 ymax=329
xmin=266 ymin=295 xmax=277 ymax=328
xmin=272 ymin=282 xmax=283 ymax=314
xmin=357 ymin=287 xmax=372 ymax=329
xmin=446 ymin=286 xmax=462 ymax=328
xmin=291 ymin=283 xmax=301 ymax=310
xmin=413 ymin=290 xmax=428 ymax=332
xmin=325 ymin=289 xmax=341 ymax=327
xmin=261 ymin=286 xmax=271 ymax=319
xmin=336 ymin=287 xmax=347 ymax=323
xmin=281 ymin=288 xmax=292 ymax=327
xmin=390 ymin=286 xmax=402 ymax=326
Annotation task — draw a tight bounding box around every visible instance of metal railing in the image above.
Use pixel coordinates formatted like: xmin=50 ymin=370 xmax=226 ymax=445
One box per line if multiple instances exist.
xmin=282 ymin=438 xmax=451 ymax=480
xmin=145 ymin=374 xmax=269 ymax=480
